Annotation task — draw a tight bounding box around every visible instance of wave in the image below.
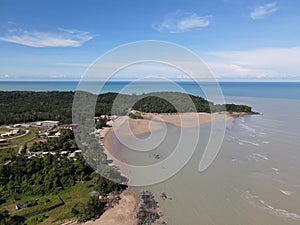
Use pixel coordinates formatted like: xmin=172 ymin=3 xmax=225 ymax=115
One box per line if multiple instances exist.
xmin=248 ymin=153 xmax=269 ymax=162
xmin=280 ymin=190 xmax=292 ymax=196
xmin=239 ymin=123 xmax=256 ymax=133
xmin=245 ymin=191 xmax=300 ymax=220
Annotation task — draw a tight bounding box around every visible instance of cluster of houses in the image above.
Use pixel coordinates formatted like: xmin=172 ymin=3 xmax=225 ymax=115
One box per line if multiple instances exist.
xmin=13 ymin=123 xmax=31 ymax=128
xmin=94 ymin=115 xmax=118 ymax=121
xmin=28 ymin=149 xmax=82 ymax=160
xmin=36 ymin=121 xmax=79 ymax=138
xmin=38 ymin=130 xmax=61 ymax=138
xmin=0 ymin=129 xmax=20 ymax=138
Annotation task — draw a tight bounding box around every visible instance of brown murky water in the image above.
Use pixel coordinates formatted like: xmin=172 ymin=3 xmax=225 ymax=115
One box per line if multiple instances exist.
xmin=109 ymin=97 xmax=300 ymax=225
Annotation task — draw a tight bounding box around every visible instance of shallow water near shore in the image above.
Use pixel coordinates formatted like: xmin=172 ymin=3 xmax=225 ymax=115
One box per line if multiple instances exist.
xmin=108 ymin=96 xmax=300 ymax=225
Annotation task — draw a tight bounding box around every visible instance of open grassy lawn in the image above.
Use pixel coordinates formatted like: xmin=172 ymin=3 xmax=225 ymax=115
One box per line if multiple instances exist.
xmin=0 ymin=131 xmax=37 ymax=163
xmin=10 ymin=132 xmax=37 ymax=145
xmin=1 ymin=181 xmax=95 ymax=225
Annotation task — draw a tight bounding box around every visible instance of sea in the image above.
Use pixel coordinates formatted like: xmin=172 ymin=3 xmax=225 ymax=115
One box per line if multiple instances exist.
xmin=0 ymin=81 xmax=300 ymax=100
xmin=1 ymin=81 xmax=300 ymax=225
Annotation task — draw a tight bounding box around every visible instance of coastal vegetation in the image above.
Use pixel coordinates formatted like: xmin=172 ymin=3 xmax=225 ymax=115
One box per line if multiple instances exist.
xmin=0 ymin=127 xmax=125 ymax=224
xmin=0 ymin=91 xmax=253 ymax=125
xmin=128 ymin=112 xmax=143 ymax=119
xmin=0 ymin=90 xmax=254 ymax=224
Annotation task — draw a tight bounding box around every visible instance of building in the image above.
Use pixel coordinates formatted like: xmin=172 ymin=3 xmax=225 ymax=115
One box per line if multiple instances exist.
xmin=42 ymin=120 xmax=59 ymax=127
xmin=37 ymin=121 xmax=59 ymax=128
xmin=0 ymin=129 xmax=19 ymax=137
xmin=63 ymin=124 xmax=78 ymax=130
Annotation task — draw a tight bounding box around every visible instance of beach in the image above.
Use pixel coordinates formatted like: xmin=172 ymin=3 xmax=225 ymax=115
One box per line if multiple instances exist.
xmin=104 ymin=111 xmax=232 ymax=138
xmin=102 ymin=97 xmax=300 ymax=225
xmin=93 ymin=112 xmax=233 ymax=225
xmin=84 ymin=189 xmax=138 ymax=225
xmin=101 ymin=112 xmax=233 ymax=176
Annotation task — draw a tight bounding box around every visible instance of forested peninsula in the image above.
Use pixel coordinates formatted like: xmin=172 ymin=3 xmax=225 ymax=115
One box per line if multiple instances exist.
xmin=0 ymin=91 xmax=254 ymax=125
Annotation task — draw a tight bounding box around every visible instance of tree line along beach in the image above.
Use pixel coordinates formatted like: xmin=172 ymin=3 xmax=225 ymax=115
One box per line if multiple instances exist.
xmin=0 ymin=91 xmax=256 ymax=224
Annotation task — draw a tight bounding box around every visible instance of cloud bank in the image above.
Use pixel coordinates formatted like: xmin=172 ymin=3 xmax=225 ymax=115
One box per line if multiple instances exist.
xmin=207 ymin=46 xmax=300 ymax=79
xmin=0 ymin=28 xmax=93 ymax=47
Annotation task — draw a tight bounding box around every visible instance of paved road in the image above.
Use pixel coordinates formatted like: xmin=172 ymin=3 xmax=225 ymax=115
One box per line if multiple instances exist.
xmin=7 ymin=129 xmax=29 ymax=140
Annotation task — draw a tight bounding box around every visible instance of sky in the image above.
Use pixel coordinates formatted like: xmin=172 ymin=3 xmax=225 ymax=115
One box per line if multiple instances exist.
xmin=1 ymin=0 xmax=300 ymax=81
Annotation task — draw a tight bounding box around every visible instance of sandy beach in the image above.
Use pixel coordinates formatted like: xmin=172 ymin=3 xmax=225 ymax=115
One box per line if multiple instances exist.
xmin=90 ymin=112 xmax=233 ymax=225
xmin=104 ymin=112 xmax=232 ymax=139
xmin=101 ymin=112 xmax=232 ymax=168
xmin=83 ymin=189 xmax=138 ymax=225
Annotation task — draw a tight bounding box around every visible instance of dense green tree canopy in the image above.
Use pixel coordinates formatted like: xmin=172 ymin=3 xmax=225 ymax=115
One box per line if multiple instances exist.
xmin=0 ymin=91 xmax=253 ymax=125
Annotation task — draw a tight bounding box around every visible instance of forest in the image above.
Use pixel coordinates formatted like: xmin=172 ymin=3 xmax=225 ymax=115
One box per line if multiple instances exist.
xmin=0 ymin=128 xmax=125 ymax=224
xmin=0 ymin=91 xmax=253 ymax=125
xmin=0 ymin=91 xmax=253 ymax=224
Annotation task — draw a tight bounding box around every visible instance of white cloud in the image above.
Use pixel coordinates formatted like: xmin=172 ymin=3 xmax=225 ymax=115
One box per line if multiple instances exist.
xmin=250 ymin=2 xmax=278 ymax=20
xmin=153 ymin=11 xmax=211 ymax=33
xmin=0 ymin=28 xmax=93 ymax=47
xmin=207 ymin=46 xmax=300 ymax=79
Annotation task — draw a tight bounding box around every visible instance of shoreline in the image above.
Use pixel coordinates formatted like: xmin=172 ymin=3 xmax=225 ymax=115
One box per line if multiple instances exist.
xmin=101 ymin=111 xmax=236 ymax=179
xmin=83 ymin=188 xmax=139 ymax=225
xmin=94 ymin=112 xmax=236 ymax=225
xmin=93 ymin=111 xmax=249 ymax=225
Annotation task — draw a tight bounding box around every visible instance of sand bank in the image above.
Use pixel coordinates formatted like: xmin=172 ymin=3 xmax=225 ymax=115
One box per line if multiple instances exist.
xmin=102 ymin=112 xmax=231 ymax=139
xmin=83 ymin=189 xmax=138 ymax=225
xmin=94 ymin=112 xmax=233 ymax=225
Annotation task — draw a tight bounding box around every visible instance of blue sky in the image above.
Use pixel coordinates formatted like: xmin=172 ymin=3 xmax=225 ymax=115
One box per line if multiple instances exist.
xmin=1 ymin=0 xmax=300 ymax=81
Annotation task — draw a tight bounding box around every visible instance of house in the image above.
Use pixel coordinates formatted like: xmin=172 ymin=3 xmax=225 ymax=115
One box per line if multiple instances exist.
xmin=63 ymin=124 xmax=78 ymax=130
xmin=15 ymin=202 xmax=26 ymax=210
xmin=36 ymin=121 xmax=42 ymax=126
xmin=70 ymin=150 xmax=82 ymax=158
xmin=27 ymin=153 xmax=36 ymax=159
xmin=42 ymin=120 xmax=59 ymax=127
xmin=12 ymin=129 xmax=19 ymax=135
xmin=0 ymin=129 xmax=19 ymax=137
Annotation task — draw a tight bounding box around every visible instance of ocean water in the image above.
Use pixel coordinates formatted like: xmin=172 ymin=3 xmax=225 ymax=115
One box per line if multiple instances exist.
xmin=0 ymin=81 xmax=300 ymax=100
xmin=111 ymin=96 xmax=300 ymax=225
xmin=1 ymin=81 xmax=300 ymax=224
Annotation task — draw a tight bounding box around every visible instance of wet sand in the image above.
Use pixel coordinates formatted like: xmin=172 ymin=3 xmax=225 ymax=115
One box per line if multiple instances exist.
xmin=84 ymin=189 xmax=138 ymax=225
xmin=103 ymin=112 xmax=231 ymax=138
xmin=95 ymin=112 xmax=233 ymax=225
xmin=108 ymin=98 xmax=300 ymax=225
xmin=101 ymin=112 xmax=232 ymax=173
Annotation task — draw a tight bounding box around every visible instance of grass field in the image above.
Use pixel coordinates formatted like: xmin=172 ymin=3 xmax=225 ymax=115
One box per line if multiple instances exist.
xmin=0 ymin=127 xmax=11 ymax=134
xmin=1 ymin=181 xmax=95 ymax=225
xmin=0 ymin=126 xmax=41 ymax=163
xmin=0 ymin=125 xmax=97 ymax=224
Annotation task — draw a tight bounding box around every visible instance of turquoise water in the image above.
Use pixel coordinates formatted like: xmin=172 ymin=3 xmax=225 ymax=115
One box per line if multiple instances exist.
xmin=0 ymin=81 xmax=300 ymax=100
